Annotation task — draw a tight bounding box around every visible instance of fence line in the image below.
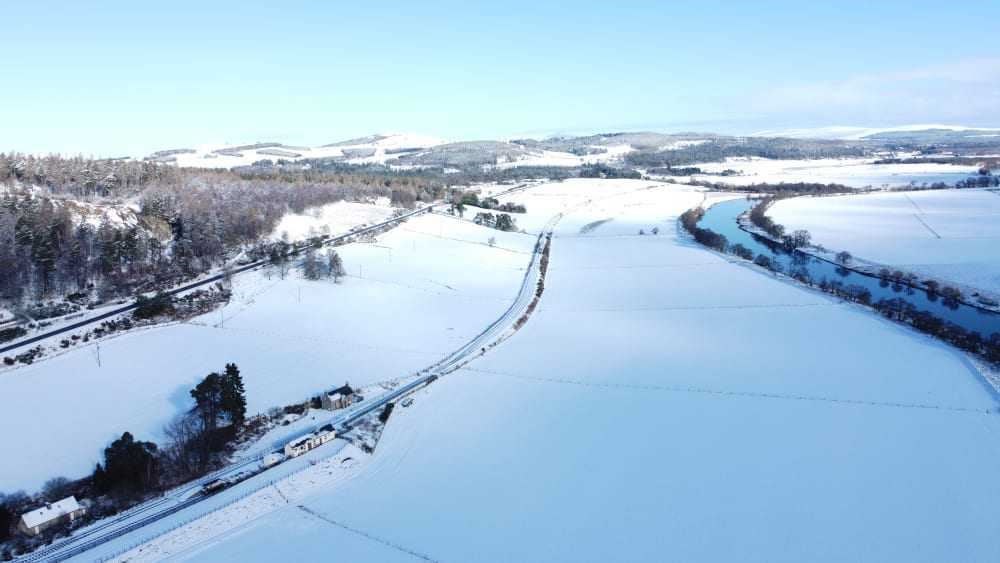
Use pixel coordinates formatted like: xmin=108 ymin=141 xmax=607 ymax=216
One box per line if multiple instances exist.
xmin=94 ymin=453 xmax=330 ymax=562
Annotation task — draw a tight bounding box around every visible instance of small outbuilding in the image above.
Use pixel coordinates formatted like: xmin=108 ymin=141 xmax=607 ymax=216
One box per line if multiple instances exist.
xmin=18 ymin=496 xmax=86 ymax=537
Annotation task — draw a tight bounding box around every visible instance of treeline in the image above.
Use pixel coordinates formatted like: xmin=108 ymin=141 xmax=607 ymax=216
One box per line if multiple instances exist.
xmin=955 ymin=175 xmax=1000 ymax=188
xmin=625 ymin=138 xmax=868 ymax=168
xmin=747 ymin=197 xmax=812 ymax=250
xmin=233 ymin=161 xmax=449 ymax=208
xmin=874 ymin=299 xmax=1000 ymax=362
xmin=0 ymin=153 xmax=180 ymax=198
xmin=0 ymin=192 xmax=167 ymax=301
xmin=580 ymin=163 xmax=643 ymax=179
xmin=240 ymin=158 xmax=574 ymax=197
xmin=647 ymin=166 xmax=707 ymax=176
xmin=477 ymin=197 xmax=526 ymax=214
xmin=455 ymin=192 xmax=527 ymax=214
xmin=747 ymin=198 xmax=973 ymax=307
xmin=683 ymin=180 xmax=851 ymax=195
xmin=873 ymin=156 xmax=1000 ymax=170
xmin=679 ymin=207 xmax=727 ymax=251
xmin=473 ymin=212 xmax=517 ymax=231
xmin=0 ymin=154 xmax=431 ymax=306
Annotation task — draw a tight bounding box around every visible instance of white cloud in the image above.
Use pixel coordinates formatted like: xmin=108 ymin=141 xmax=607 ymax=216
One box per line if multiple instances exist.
xmin=751 ymin=58 xmax=1000 ymax=126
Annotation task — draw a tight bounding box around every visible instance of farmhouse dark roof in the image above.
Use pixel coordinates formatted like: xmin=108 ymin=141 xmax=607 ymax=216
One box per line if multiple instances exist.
xmin=328 ymin=383 xmax=354 ymax=396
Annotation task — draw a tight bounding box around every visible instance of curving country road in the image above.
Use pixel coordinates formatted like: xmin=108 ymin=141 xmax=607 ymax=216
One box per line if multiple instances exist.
xmin=22 ymin=206 xmax=558 ymax=563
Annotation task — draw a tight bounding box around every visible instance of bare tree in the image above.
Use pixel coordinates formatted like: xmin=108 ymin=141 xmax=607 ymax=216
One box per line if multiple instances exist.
xmin=161 ymin=413 xmax=204 ymax=480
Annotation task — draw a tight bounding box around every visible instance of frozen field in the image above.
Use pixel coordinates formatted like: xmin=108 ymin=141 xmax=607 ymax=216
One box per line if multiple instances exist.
xmin=109 ymin=180 xmax=1000 ymax=562
xmin=268 ymin=199 xmax=396 ymax=241
xmin=769 ymin=188 xmax=1000 ymax=298
xmin=689 ymin=156 xmax=979 ymax=188
xmin=0 ymin=213 xmax=537 ymax=492
xmin=166 ymin=133 xmax=446 ymax=168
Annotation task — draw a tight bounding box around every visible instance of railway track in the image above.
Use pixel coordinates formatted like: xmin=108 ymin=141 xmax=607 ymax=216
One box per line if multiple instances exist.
xmin=1 ymin=206 xmax=433 ymax=356
xmin=21 ymin=207 xmax=558 ymax=563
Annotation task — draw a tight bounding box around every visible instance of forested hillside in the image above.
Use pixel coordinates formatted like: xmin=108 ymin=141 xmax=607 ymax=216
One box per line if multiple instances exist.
xmin=0 ymin=154 xmax=446 ymax=308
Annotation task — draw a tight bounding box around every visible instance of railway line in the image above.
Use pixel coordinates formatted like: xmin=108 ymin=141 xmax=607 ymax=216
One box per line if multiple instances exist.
xmin=21 ymin=204 xmax=557 ymax=563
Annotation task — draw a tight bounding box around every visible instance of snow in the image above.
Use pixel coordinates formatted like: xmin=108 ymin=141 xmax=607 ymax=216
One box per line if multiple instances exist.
xmin=99 ymin=179 xmax=1000 ymax=562
xmin=1 ymin=189 xmax=143 ymax=230
xmin=20 ymin=496 xmax=81 ymax=529
xmin=162 ymin=133 xmax=646 ymax=171
xmin=687 ymin=156 xmax=979 ymax=188
xmin=0 ymin=212 xmax=537 ymax=492
xmin=166 ymin=133 xmax=447 ymax=169
xmin=494 ymin=144 xmax=638 ymax=170
xmin=768 ymin=188 xmax=1000 ymax=298
xmin=750 ymin=124 xmax=998 ymax=140
xmin=268 ymin=199 xmax=396 ymax=242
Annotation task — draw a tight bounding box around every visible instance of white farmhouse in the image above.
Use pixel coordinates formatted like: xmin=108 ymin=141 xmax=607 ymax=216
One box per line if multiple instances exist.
xmin=18 ymin=496 xmax=86 ymax=536
xmin=283 ymin=424 xmax=336 ymax=458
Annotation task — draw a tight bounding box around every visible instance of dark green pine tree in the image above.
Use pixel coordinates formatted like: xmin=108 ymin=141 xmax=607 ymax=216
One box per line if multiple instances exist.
xmin=191 ymin=372 xmax=223 ymax=435
xmin=98 ymin=432 xmax=159 ymax=493
xmin=221 ymin=363 xmax=247 ymax=427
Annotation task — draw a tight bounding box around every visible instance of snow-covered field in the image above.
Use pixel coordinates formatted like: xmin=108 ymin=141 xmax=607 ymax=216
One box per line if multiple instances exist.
xmin=101 ymin=180 xmax=1000 ymax=562
xmin=769 ymin=189 xmax=1000 ymax=298
xmin=0 ymin=212 xmax=537 ymax=492
xmin=494 ymin=144 xmax=638 ymax=169
xmin=688 ymin=156 xmax=979 ymax=188
xmin=154 ymin=133 xmax=654 ymax=171
xmin=268 ymin=199 xmax=396 ymax=241
xmin=164 ymin=133 xmax=446 ymax=168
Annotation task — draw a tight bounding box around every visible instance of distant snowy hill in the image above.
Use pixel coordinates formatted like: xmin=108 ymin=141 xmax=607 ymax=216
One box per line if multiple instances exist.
xmin=146 ymin=133 xmax=448 ymax=169
xmin=142 ymin=127 xmax=1000 ymax=171
xmin=750 ymin=124 xmax=1000 ymax=141
xmin=142 ymin=131 xmax=718 ymax=170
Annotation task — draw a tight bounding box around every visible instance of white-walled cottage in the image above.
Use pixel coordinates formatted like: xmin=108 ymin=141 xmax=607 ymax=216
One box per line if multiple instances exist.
xmin=18 ymin=496 xmax=85 ymax=537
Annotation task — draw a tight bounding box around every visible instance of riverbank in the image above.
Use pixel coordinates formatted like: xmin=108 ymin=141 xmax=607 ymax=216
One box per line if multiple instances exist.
xmin=690 ymin=198 xmax=1000 ymax=377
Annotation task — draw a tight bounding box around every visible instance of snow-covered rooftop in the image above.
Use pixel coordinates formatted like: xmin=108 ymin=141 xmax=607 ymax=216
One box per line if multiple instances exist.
xmin=20 ymin=496 xmax=81 ymax=529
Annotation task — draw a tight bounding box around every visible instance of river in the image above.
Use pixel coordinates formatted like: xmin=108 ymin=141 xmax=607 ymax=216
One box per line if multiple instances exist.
xmin=698 ymin=198 xmax=1000 ymax=337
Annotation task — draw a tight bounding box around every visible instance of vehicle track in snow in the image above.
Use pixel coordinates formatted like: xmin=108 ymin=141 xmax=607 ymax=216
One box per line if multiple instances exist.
xmin=462 ymin=367 xmax=993 ymax=414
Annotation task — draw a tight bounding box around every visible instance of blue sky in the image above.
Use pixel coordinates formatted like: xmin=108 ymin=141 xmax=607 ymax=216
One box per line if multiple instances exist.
xmin=3 ymin=1 xmax=999 ymax=156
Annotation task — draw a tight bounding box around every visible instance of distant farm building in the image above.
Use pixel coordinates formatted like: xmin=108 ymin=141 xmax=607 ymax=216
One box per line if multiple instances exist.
xmin=18 ymin=496 xmax=86 ymax=536
xmin=321 ymin=383 xmax=358 ymax=411
xmin=283 ymin=424 xmax=336 ymax=458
